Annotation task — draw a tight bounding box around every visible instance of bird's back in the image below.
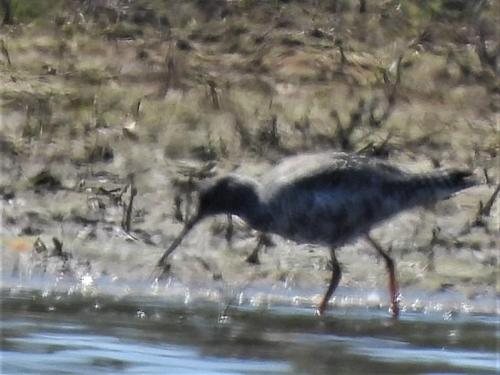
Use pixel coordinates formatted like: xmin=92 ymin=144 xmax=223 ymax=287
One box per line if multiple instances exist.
xmin=258 ymin=152 xmax=475 ymax=246
xmin=260 ymin=152 xmax=402 ymax=190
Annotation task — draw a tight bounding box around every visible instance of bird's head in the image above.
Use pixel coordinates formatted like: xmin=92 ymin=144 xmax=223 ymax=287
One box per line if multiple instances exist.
xmin=196 ymin=174 xmax=251 ymax=219
xmin=157 ymin=174 xmax=258 ymax=269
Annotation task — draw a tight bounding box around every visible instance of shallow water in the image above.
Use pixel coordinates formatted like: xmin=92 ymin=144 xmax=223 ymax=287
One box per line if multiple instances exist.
xmin=1 ymin=278 xmax=499 ymax=375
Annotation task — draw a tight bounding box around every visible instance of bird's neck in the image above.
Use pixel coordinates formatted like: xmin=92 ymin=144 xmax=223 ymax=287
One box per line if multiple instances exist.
xmin=228 ymin=179 xmax=270 ymax=231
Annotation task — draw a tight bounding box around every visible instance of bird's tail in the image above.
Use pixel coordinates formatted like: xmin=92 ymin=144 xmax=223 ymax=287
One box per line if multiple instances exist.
xmin=402 ymin=168 xmax=477 ymax=206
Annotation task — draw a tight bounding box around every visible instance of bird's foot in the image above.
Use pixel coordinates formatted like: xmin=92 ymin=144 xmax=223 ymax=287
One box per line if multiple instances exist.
xmin=152 ymin=262 xmax=171 ymax=281
xmin=390 ymin=303 xmax=400 ymax=319
xmin=389 ymin=296 xmax=400 ymax=319
xmin=245 ymin=252 xmax=260 ymax=265
xmin=315 ymin=302 xmax=327 ymax=317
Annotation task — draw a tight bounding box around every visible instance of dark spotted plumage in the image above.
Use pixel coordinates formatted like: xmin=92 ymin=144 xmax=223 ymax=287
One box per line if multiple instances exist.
xmin=157 ymin=152 xmax=476 ymax=318
xmin=258 ymin=153 xmax=474 ymax=246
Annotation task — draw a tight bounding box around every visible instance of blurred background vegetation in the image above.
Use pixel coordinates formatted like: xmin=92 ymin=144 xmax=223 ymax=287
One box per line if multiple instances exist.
xmin=1 ymin=0 xmax=498 ymax=165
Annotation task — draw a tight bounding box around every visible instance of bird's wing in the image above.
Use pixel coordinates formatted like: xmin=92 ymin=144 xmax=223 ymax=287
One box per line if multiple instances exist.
xmin=259 ymin=153 xmax=409 ymax=244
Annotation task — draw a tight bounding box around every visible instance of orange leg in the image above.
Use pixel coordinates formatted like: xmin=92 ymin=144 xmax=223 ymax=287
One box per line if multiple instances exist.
xmin=366 ymin=235 xmax=400 ymax=318
xmin=316 ymin=248 xmax=342 ymax=316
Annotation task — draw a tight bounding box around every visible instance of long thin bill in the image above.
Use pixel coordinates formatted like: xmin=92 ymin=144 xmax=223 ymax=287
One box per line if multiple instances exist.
xmin=157 ymin=217 xmax=198 ymax=269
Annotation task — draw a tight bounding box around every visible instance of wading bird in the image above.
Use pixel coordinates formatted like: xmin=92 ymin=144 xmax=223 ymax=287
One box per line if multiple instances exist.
xmin=156 ymin=152 xmax=476 ymax=318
